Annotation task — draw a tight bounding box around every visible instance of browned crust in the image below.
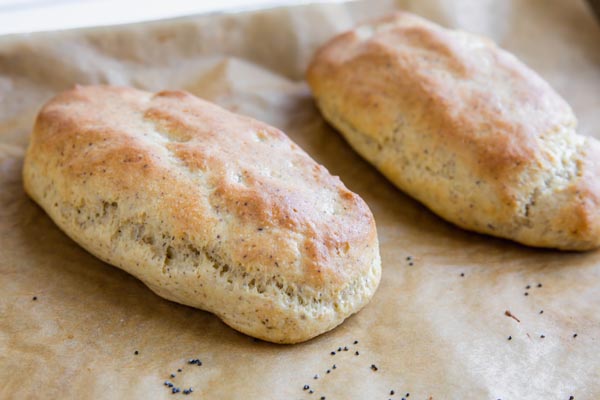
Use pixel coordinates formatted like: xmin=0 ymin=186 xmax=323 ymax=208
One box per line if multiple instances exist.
xmin=307 ymin=12 xmax=600 ymax=250
xmin=23 ymin=85 xmax=381 ymax=342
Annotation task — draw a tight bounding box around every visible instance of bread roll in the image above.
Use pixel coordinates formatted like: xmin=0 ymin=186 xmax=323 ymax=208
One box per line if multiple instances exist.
xmin=23 ymin=85 xmax=381 ymax=343
xmin=307 ymin=12 xmax=600 ymax=250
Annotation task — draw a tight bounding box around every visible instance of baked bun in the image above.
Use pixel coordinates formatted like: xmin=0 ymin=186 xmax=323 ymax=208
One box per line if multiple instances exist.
xmin=23 ymin=85 xmax=381 ymax=343
xmin=307 ymin=12 xmax=600 ymax=250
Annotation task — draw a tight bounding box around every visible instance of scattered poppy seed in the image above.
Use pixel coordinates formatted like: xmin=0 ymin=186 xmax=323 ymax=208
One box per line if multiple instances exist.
xmin=183 ymin=390 xmax=189 ymax=395
xmin=330 ymin=351 xmax=336 ymax=356
xmin=391 ymin=390 xmax=395 ymax=395
xmin=371 ymin=364 xmax=378 ymax=371
xmin=524 ymin=292 xmax=529 ymax=296
xmin=177 ymin=369 xmax=181 ymax=372
xmin=355 ymin=351 xmax=360 ymax=356
xmin=134 ymin=350 xmax=138 ymax=355
xmin=408 ymin=262 xmax=414 ymax=266
xmin=314 ymin=375 xmax=319 ymax=379
xmin=343 ymin=346 xmax=349 ymax=351
xmin=332 ymin=364 xmax=337 ymax=369
xmin=338 ymin=347 xmax=342 ymax=352
xmin=538 ymin=283 xmax=543 ymax=288
xmin=326 ymin=370 xmax=331 ymax=374
xmin=309 ymin=390 xmax=314 ymax=394
xmin=32 ymin=296 xmax=37 ymax=301
xmin=460 ymin=273 xmax=464 ymax=277
xmin=321 ymin=397 xmax=326 ymax=400
xmin=573 ymin=333 xmax=578 ymax=338
xmin=508 ymin=336 xmax=512 ymax=340
xmin=354 ymin=340 xmax=359 ymax=344
xmin=188 ymin=388 xmax=193 ymax=393
xmin=540 ymin=335 xmax=545 ymax=338
xmin=171 ymin=387 xmax=180 ymax=394
xmin=406 ymin=256 xmax=412 ymax=260
xmin=303 ymin=385 xmax=309 ymax=391
xmin=539 ymin=310 xmax=544 ymax=314
xmin=569 ymin=396 xmax=574 ymax=400
xmin=402 ymin=398 xmax=406 ymax=400
xmin=170 ymin=374 xmax=175 ymax=378
xmin=406 ymin=393 xmax=410 ymax=397
xmin=526 ymin=285 xmax=531 ymax=289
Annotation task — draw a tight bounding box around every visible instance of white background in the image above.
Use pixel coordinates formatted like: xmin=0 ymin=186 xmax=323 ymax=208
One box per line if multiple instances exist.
xmin=0 ymin=0 xmax=335 ymax=35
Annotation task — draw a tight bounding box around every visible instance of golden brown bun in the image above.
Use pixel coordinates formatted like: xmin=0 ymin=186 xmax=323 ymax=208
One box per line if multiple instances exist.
xmin=22 ymin=85 xmax=381 ymax=343
xmin=307 ymin=12 xmax=600 ymax=251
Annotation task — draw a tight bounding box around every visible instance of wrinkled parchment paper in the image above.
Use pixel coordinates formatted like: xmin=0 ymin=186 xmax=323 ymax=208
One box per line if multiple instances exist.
xmin=1 ymin=1 xmax=599 ymax=398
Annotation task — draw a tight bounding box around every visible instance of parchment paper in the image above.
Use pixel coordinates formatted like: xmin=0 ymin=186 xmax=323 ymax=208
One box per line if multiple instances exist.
xmin=1 ymin=1 xmax=599 ymax=399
